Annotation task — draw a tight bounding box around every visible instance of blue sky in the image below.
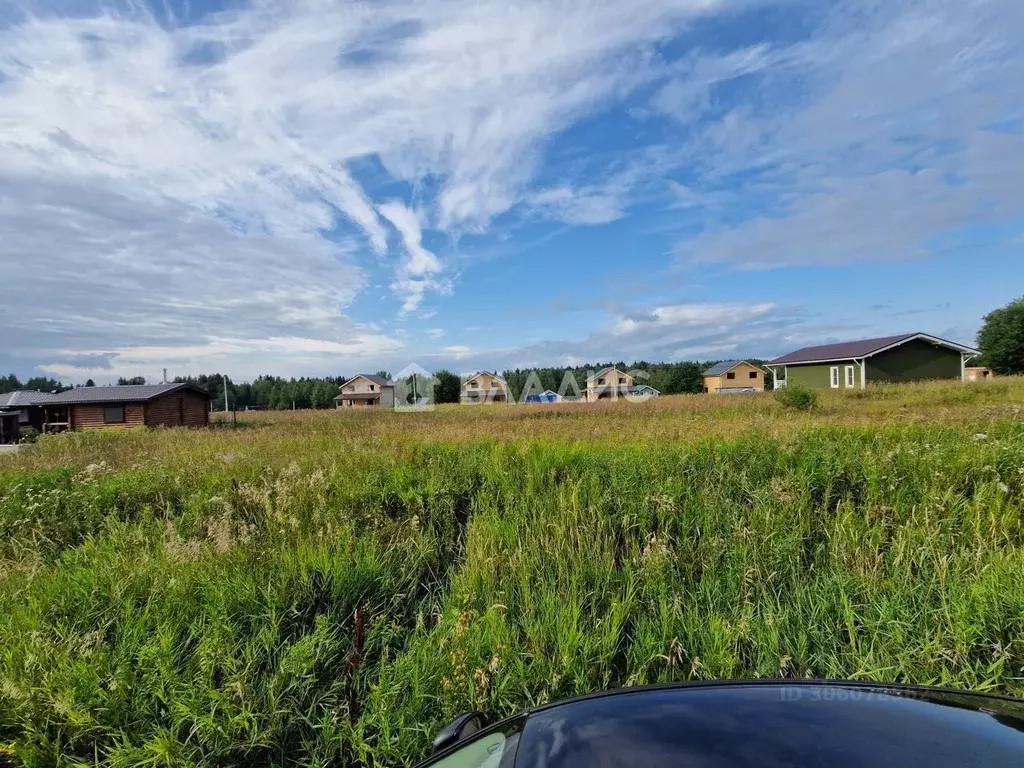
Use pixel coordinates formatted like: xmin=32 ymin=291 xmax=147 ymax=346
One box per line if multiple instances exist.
xmin=1 ymin=0 xmax=1022 ymax=382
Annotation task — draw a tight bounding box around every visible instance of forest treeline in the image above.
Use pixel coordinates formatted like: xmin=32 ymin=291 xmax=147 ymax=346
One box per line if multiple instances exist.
xmin=2 ymin=361 xmax=775 ymax=410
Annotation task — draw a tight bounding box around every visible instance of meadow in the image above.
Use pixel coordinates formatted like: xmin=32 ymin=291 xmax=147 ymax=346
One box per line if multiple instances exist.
xmin=2 ymin=379 xmax=1024 ymax=766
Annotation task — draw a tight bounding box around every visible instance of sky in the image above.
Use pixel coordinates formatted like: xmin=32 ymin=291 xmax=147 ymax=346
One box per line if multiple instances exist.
xmin=1 ymin=0 xmax=1022 ymax=383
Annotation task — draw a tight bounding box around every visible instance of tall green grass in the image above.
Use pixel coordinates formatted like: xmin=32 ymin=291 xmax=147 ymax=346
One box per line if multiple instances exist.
xmin=1 ymin=382 xmax=1024 ymax=765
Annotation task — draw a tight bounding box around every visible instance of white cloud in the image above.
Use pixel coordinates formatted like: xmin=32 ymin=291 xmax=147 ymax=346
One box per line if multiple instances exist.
xmin=38 ymin=333 xmax=403 ymax=381
xmin=2 ymin=0 xmax=1020 ymax=378
xmin=0 ymin=0 xmax=727 ymax=376
xmin=528 ymin=185 xmax=627 ymax=226
xmin=425 ymin=328 xmax=446 ymax=339
xmin=378 ymin=200 xmax=446 ymax=311
xmin=612 ymin=302 xmax=775 ymax=335
xmin=0 ymin=177 xmax=390 ymax=378
xmin=410 ymin=300 xmax=802 ymax=373
xmin=664 ymin=0 xmax=1024 ymax=268
xmin=443 ymin=345 xmax=472 ymax=360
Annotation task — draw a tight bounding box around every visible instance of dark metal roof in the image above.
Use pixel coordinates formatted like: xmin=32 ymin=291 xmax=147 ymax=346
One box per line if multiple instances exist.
xmin=0 ymin=390 xmax=59 ymax=409
xmin=44 ymin=383 xmax=211 ymax=405
xmin=342 ymin=374 xmax=392 ymax=388
xmin=769 ymin=333 xmax=978 ymax=365
xmin=702 ymin=360 xmax=754 ymax=377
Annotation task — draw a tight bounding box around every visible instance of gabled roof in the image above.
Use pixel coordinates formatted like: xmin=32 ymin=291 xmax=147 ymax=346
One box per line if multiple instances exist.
xmin=525 ymin=390 xmax=561 ymax=401
xmin=703 ymin=360 xmax=763 ymax=377
xmin=770 ymin=333 xmax=979 ymax=366
xmin=0 ymin=390 xmax=59 ymax=409
xmin=464 ymin=371 xmax=507 ymax=384
xmin=44 ymin=383 xmax=211 ymax=405
xmin=631 ymin=385 xmax=661 ymax=394
xmin=342 ymin=374 xmax=392 ymax=388
xmin=586 ymin=366 xmax=631 ymax=382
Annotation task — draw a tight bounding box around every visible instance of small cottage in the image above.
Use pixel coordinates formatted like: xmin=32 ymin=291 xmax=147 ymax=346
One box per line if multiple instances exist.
xmin=462 ymin=372 xmax=510 ymax=404
xmin=525 ymin=389 xmax=561 ymax=404
xmin=768 ymin=333 xmax=978 ymax=390
xmin=38 ymin=383 xmax=211 ymax=431
xmin=335 ymin=375 xmax=395 ymax=408
xmin=703 ymin=361 xmax=766 ymax=394
xmin=585 ymin=367 xmax=634 ymax=401
xmin=630 ymin=384 xmax=661 ymax=399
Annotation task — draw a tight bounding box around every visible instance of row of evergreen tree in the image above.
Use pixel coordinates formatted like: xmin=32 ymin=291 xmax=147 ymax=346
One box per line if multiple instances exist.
xmin=171 ymin=374 xmax=353 ymax=410
xmin=1 ymin=361 xmax=777 ymax=409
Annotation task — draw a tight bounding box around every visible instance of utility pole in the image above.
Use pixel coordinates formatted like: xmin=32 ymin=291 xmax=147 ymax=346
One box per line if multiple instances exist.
xmin=223 ymin=376 xmax=229 ymax=413
xmin=162 ymin=368 xmax=168 ymax=384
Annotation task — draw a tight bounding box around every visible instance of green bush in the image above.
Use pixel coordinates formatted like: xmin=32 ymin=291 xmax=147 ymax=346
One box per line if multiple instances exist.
xmin=18 ymin=426 xmax=39 ymax=444
xmin=774 ymin=382 xmax=818 ymax=410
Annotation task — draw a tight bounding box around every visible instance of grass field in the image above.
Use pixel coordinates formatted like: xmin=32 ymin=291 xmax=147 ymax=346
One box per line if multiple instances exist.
xmin=2 ymin=379 xmax=1024 ymax=766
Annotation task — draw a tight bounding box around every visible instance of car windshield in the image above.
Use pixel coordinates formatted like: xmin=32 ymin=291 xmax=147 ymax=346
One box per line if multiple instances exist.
xmin=516 ymin=687 xmax=1024 ymax=767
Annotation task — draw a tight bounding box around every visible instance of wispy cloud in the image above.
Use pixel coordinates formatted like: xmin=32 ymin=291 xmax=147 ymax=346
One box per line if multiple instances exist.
xmin=667 ymin=0 xmax=1024 ymax=268
xmin=1 ymin=0 xmax=1020 ymax=379
xmin=0 ymin=0 xmax=723 ymax=375
xmin=378 ymin=201 xmax=445 ymax=311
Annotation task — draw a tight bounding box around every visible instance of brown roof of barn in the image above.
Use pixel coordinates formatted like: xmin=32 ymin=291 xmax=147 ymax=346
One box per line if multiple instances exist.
xmin=44 ymin=383 xmax=212 ymax=405
xmin=770 ymin=333 xmax=978 ymax=365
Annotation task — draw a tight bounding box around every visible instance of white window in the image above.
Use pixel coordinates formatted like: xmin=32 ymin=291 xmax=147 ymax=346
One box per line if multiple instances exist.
xmin=845 ymin=365 xmax=856 ymax=388
xmin=830 ymin=366 xmax=840 ymax=389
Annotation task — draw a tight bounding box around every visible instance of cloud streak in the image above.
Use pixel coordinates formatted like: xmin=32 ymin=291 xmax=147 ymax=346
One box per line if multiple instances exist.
xmin=0 ymin=0 xmax=724 ymax=376
xmin=667 ymin=0 xmax=1024 ymax=268
xmin=0 ymin=0 xmax=1020 ymax=380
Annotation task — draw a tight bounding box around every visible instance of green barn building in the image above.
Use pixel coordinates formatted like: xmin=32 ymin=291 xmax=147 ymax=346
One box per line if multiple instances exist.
xmin=768 ymin=333 xmax=979 ymax=391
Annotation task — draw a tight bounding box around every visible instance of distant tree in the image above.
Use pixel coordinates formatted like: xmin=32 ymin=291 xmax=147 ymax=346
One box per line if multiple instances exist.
xmin=977 ymin=297 xmax=1024 ymax=375
xmin=0 ymin=374 xmax=24 ymax=394
xmin=117 ymin=376 xmax=146 ymax=385
xmin=434 ymin=370 xmax=462 ymax=404
xmin=310 ymin=379 xmax=336 ymax=409
xmin=270 ymin=382 xmax=291 ymax=410
xmin=25 ymin=377 xmax=70 ymax=393
xmin=375 ymin=370 xmax=393 ymax=382
xmin=664 ymin=362 xmax=704 ymax=394
xmin=85 ymin=378 xmax=95 ymax=387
